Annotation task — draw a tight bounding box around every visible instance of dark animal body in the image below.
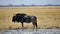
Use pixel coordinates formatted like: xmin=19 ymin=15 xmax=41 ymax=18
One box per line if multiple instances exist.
xmin=12 ymin=13 xmax=37 ymax=30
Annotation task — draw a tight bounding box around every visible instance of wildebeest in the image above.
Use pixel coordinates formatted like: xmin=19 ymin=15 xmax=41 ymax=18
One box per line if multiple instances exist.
xmin=12 ymin=13 xmax=37 ymax=30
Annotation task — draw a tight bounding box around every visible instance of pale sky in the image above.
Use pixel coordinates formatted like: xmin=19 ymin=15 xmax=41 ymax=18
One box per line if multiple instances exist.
xmin=0 ymin=0 xmax=60 ymax=5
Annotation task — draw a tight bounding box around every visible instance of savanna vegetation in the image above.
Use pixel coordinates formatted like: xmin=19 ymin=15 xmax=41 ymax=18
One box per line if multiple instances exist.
xmin=0 ymin=6 xmax=60 ymax=31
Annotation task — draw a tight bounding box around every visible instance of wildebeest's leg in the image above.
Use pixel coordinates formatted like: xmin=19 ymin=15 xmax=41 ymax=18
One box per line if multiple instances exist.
xmin=35 ymin=22 xmax=37 ymax=31
xmin=21 ymin=23 xmax=24 ymax=31
xmin=32 ymin=22 xmax=35 ymax=30
xmin=34 ymin=19 xmax=38 ymax=31
xmin=32 ymin=19 xmax=37 ymax=31
xmin=32 ymin=22 xmax=37 ymax=31
xmin=31 ymin=16 xmax=38 ymax=31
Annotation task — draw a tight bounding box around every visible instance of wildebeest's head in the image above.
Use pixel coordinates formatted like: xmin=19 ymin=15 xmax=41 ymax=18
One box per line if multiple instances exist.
xmin=12 ymin=13 xmax=27 ymax=22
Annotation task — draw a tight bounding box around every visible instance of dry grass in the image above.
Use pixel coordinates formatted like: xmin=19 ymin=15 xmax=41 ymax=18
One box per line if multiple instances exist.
xmin=0 ymin=6 xmax=60 ymax=30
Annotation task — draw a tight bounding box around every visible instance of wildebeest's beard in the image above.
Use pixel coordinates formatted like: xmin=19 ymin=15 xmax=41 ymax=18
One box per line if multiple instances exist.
xmin=12 ymin=16 xmax=16 ymax=22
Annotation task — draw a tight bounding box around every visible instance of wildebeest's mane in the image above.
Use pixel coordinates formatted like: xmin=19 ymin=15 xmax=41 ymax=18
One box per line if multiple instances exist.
xmin=16 ymin=13 xmax=26 ymax=16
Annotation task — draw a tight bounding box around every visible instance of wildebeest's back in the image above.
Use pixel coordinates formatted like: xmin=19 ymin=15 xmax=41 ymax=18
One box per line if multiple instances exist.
xmin=23 ymin=16 xmax=31 ymax=23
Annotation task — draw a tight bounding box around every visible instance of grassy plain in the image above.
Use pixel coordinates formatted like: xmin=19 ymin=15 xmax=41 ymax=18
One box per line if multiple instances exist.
xmin=0 ymin=6 xmax=60 ymax=30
